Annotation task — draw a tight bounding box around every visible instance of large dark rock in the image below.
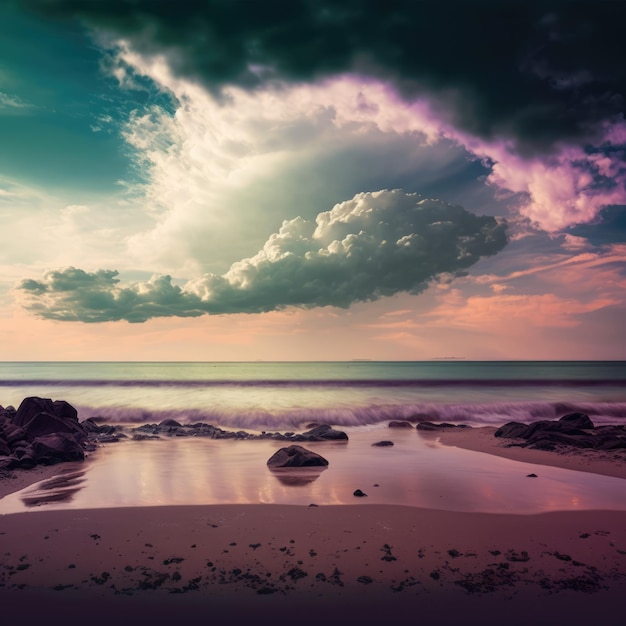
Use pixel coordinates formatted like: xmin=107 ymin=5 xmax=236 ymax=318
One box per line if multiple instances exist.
xmin=22 ymin=412 xmax=86 ymax=441
xmin=52 ymin=400 xmax=79 ymax=422
xmin=14 ymin=397 xmax=56 ymax=428
xmin=9 ymin=397 xmax=87 ymax=445
xmin=0 ymin=397 xmax=87 ymax=469
xmin=31 ymin=433 xmax=85 ymax=464
xmin=267 ymin=445 xmax=329 ymax=468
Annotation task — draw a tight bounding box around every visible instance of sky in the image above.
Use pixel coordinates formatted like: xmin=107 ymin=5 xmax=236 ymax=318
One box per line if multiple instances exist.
xmin=1 ymin=0 xmax=625 ymax=361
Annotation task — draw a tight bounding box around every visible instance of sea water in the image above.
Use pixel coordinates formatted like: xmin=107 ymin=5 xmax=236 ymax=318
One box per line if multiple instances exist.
xmin=1 ymin=361 xmax=625 ymax=515
xmin=1 ymin=361 xmax=625 ymax=429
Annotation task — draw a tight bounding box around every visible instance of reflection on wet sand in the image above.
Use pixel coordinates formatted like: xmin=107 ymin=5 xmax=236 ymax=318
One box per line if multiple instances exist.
xmin=269 ymin=466 xmax=327 ymax=486
xmin=1 ymin=428 xmax=625 ymax=515
xmin=21 ymin=466 xmax=87 ymax=507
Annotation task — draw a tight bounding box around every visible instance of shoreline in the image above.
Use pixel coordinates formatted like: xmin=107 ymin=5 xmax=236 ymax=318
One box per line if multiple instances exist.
xmin=2 ymin=422 xmax=626 ymax=501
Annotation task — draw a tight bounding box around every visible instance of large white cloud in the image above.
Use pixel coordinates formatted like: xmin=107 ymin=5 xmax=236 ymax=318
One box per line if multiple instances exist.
xmin=17 ymin=190 xmax=507 ymax=322
xmin=110 ymin=44 xmax=626 ymax=258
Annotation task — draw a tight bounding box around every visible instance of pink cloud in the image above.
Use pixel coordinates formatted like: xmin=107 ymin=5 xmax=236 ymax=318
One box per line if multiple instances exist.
xmin=424 ymin=292 xmax=619 ymax=329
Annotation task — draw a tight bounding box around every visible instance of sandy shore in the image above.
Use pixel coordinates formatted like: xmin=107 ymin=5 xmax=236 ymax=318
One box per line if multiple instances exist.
xmin=435 ymin=426 xmax=626 ymax=480
xmin=1 ymin=428 xmax=625 ymax=624
xmin=1 ymin=504 xmax=626 ymax=625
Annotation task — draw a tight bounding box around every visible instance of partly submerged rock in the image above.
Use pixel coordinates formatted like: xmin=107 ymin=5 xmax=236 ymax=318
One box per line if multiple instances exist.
xmin=372 ymin=440 xmax=394 ymax=447
xmin=388 ymin=421 xmax=413 ymax=428
xmin=266 ymin=445 xmax=329 ymax=468
xmin=416 ymin=422 xmax=469 ymax=431
xmin=301 ymin=424 xmax=348 ymax=441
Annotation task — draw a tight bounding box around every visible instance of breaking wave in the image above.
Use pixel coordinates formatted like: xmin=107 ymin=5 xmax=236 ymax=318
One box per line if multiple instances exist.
xmin=75 ymin=400 xmax=626 ymax=431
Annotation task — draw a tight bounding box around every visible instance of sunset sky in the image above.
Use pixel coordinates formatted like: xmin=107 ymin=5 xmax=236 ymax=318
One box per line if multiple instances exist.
xmin=1 ymin=1 xmax=625 ymax=361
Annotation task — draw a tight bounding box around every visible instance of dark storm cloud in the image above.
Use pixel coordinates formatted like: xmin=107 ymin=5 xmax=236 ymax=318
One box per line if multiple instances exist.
xmin=17 ymin=191 xmax=508 ymax=322
xmin=22 ymin=0 xmax=626 ymax=153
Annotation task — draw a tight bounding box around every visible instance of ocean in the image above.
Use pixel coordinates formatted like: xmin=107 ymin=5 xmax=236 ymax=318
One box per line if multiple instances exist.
xmin=1 ymin=361 xmax=626 ymax=430
xmin=1 ymin=361 xmax=625 ymax=515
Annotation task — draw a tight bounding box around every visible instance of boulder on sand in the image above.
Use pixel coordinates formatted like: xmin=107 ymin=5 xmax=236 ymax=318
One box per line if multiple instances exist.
xmin=493 ymin=412 xmax=626 ymax=452
xmin=267 ymin=445 xmax=329 ymax=468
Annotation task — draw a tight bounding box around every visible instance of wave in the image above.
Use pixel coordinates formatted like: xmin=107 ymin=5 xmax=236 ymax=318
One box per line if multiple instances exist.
xmin=75 ymin=400 xmax=626 ymax=430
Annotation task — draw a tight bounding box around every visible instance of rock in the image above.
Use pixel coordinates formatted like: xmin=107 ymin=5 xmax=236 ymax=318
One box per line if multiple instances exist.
xmin=31 ymin=433 xmax=85 ymax=464
xmin=416 ymin=421 xmax=468 ymax=431
xmin=527 ymin=473 xmax=538 ymax=478
xmin=52 ymin=400 xmax=79 ymax=422
xmin=372 ymin=440 xmax=394 ymax=447
xmin=353 ymin=489 xmax=367 ymax=497
xmin=388 ymin=421 xmax=413 ymax=428
xmin=0 ymin=419 xmax=28 ymax=446
xmin=494 ymin=422 xmax=529 ymax=438
xmin=266 ymin=445 xmax=329 ymax=468
xmin=301 ymin=424 xmax=348 ymax=441
xmin=13 ymin=397 xmax=56 ymax=428
xmin=158 ymin=418 xmax=183 ymax=429
xmin=494 ymin=413 xmax=622 ymax=452
xmin=22 ymin=412 xmax=86 ymax=441
xmin=11 ymin=443 xmax=35 ymax=468
xmin=558 ymin=412 xmax=594 ymax=429
xmin=0 ymin=439 xmax=10 ymax=456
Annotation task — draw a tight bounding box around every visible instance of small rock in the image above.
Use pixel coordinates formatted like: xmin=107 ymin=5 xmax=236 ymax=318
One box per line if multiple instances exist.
xmin=353 ymin=489 xmax=367 ymax=497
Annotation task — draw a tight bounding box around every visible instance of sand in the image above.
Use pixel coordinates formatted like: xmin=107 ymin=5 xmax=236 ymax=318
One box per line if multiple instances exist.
xmin=1 ymin=429 xmax=626 ymax=625
xmin=435 ymin=426 xmax=626 ymax=480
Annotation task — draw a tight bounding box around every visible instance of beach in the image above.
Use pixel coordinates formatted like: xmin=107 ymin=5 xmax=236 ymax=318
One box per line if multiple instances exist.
xmin=2 ymin=362 xmax=626 ymax=624
xmin=2 ymin=427 xmax=626 ymax=625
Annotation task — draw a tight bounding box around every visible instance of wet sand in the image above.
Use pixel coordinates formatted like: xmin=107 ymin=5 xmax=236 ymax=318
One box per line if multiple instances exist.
xmin=1 ymin=428 xmax=625 ymax=625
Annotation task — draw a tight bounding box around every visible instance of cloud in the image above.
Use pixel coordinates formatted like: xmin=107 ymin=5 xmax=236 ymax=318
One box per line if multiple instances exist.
xmin=24 ymin=0 xmax=626 ymax=153
xmin=464 ymin=133 xmax=626 ymax=231
xmin=0 ymin=91 xmax=34 ymax=112
xmin=107 ymin=43 xmax=626 ymax=243
xmin=16 ymin=190 xmax=507 ymax=322
xmin=425 ymin=291 xmax=620 ymax=330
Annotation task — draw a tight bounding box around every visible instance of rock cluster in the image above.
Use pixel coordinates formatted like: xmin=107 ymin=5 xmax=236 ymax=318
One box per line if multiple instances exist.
xmin=129 ymin=421 xmax=348 ymax=443
xmin=1 ymin=396 xmax=351 ymax=474
xmin=495 ymin=412 xmax=626 ymax=451
xmin=0 ymin=397 xmax=87 ymax=469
